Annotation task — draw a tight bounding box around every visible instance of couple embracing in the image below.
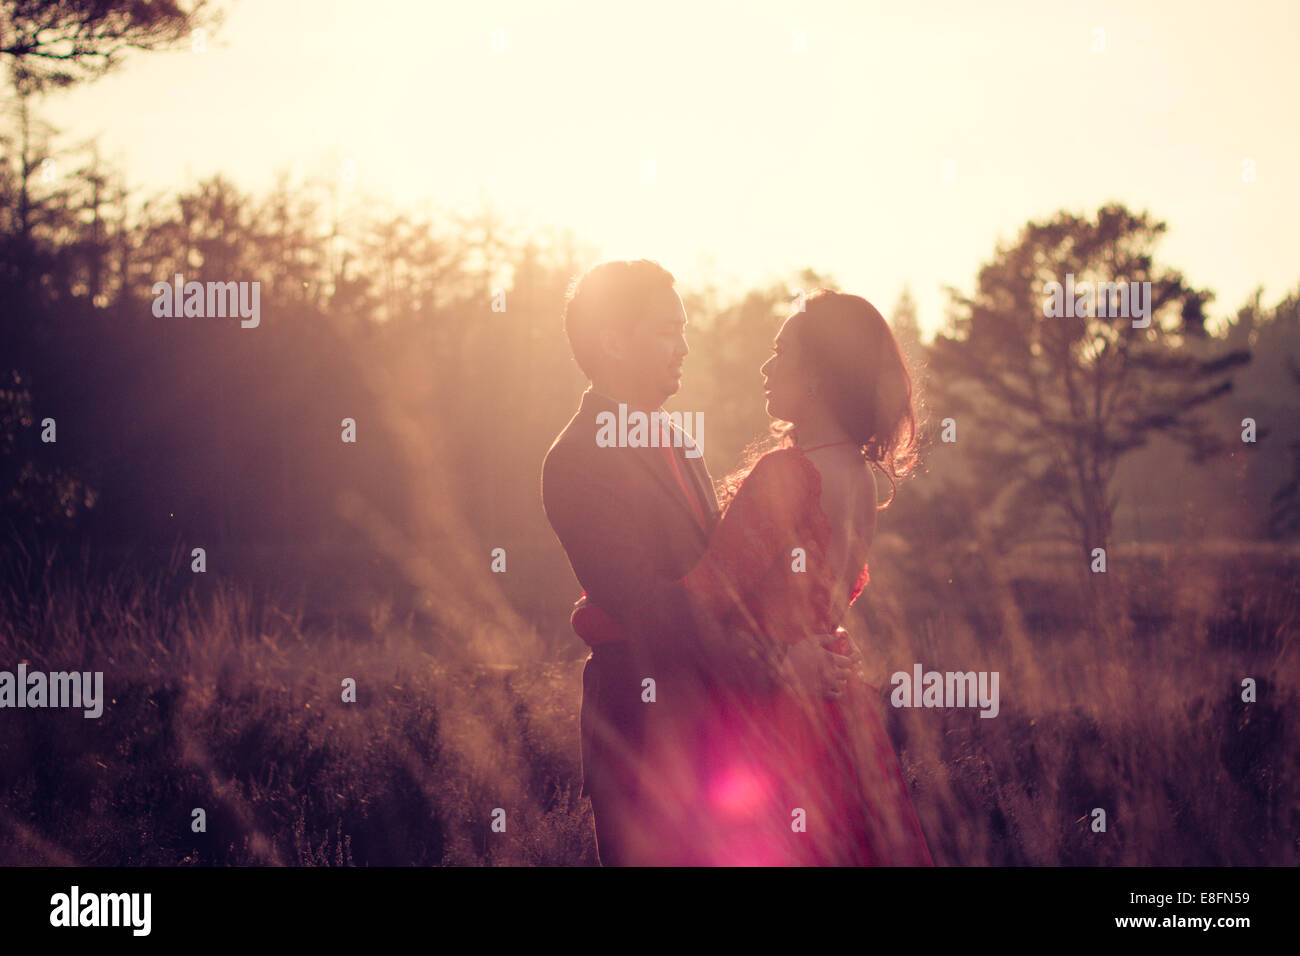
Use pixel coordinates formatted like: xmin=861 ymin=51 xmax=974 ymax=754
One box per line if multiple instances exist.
xmin=542 ymin=259 xmax=933 ymax=867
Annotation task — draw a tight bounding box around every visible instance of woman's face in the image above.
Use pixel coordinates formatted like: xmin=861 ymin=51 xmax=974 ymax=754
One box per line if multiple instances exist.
xmin=760 ymin=313 xmax=815 ymax=423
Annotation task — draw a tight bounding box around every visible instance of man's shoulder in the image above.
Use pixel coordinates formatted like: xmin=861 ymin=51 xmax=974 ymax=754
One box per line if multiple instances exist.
xmin=544 ymin=409 xmax=595 ymax=473
xmin=541 ymin=394 xmax=618 ymax=494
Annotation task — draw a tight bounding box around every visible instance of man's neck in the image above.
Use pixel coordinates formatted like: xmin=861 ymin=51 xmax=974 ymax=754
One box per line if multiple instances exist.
xmin=589 ymin=384 xmax=663 ymax=414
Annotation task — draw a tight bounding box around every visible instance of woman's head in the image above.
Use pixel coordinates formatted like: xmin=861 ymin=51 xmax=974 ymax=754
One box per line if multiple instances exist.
xmin=758 ymin=289 xmax=920 ymax=505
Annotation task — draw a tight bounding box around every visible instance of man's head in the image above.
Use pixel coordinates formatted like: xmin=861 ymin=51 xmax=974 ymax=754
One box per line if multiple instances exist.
xmin=563 ymin=259 xmax=688 ymax=408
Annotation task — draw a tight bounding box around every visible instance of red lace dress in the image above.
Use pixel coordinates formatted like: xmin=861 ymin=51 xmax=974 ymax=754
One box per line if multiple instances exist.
xmin=576 ymin=446 xmax=934 ymax=866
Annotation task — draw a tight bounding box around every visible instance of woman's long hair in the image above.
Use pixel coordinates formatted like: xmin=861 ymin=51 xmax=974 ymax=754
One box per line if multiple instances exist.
xmin=718 ymin=289 xmax=922 ymax=510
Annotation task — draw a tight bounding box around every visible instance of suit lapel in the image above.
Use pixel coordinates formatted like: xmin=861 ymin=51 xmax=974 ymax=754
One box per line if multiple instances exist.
xmin=679 ymin=440 xmax=721 ymax=524
xmin=634 ymin=443 xmax=710 ymax=536
xmin=666 ymin=425 xmax=721 ymax=528
xmin=580 ymin=388 xmax=713 ymax=539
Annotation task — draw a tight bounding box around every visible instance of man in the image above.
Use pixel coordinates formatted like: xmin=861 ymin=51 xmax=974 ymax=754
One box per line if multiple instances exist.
xmin=541 ymin=259 xmax=849 ymax=865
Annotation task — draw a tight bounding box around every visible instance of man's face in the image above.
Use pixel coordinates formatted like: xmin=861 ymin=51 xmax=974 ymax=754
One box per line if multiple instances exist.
xmin=606 ymin=287 xmax=690 ymax=407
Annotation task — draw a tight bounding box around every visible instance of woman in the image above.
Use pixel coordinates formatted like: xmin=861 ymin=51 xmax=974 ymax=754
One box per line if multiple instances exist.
xmin=577 ymin=289 xmax=933 ymax=866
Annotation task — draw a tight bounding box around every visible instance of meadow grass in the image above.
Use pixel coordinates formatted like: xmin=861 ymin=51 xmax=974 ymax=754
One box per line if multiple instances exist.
xmin=0 ymin=539 xmax=1294 ymax=865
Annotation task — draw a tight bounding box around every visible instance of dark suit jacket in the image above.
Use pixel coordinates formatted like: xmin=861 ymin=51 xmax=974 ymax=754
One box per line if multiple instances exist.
xmin=541 ymin=387 xmax=783 ymax=806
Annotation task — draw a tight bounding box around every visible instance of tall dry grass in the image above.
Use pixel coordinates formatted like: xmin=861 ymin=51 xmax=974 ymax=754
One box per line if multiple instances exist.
xmin=858 ymin=534 xmax=1298 ymax=865
xmin=0 ymin=532 xmax=1294 ymax=865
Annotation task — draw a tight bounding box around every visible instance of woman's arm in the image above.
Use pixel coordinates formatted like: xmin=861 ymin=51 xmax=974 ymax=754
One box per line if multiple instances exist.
xmin=677 ymin=449 xmax=807 ymax=624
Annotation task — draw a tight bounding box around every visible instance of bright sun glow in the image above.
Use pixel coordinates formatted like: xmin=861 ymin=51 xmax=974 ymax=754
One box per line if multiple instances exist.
xmin=40 ymin=0 xmax=1300 ymax=335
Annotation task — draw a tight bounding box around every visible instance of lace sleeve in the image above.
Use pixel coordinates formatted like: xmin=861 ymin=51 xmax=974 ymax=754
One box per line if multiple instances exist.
xmin=677 ymin=449 xmax=811 ymax=625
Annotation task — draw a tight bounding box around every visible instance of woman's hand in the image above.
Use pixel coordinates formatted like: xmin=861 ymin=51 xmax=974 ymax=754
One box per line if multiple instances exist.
xmin=833 ymin=627 xmax=868 ymax=684
xmin=780 ymin=633 xmax=856 ymax=700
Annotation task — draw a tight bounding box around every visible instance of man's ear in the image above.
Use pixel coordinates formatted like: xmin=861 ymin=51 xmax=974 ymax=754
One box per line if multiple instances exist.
xmin=598 ymin=327 xmax=627 ymax=362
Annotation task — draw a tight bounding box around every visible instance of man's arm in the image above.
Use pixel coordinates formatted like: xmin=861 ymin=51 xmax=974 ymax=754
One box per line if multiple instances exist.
xmin=543 ymin=443 xmax=783 ymax=692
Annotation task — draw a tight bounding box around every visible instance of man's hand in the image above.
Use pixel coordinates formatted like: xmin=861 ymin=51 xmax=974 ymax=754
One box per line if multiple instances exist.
xmin=780 ymin=633 xmax=857 ymax=700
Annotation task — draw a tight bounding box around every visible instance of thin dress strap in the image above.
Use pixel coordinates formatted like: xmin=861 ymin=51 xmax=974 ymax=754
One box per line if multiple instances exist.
xmin=798 ymin=440 xmax=859 ymax=454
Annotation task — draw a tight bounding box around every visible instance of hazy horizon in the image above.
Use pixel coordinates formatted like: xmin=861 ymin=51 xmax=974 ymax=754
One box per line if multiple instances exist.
xmin=22 ymin=0 xmax=1296 ymax=337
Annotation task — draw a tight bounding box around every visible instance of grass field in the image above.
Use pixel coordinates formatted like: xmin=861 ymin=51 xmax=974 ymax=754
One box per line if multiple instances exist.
xmin=1 ymin=539 xmax=1295 ymax=865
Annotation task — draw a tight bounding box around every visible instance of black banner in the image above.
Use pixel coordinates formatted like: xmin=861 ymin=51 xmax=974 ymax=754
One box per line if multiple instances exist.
xmin=0 ymin=866 xmax=1287 ymax=943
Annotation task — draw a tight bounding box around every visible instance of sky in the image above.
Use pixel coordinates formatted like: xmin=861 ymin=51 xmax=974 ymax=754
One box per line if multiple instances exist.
xmin=37 ymin=0 xmax=1300 ymax=338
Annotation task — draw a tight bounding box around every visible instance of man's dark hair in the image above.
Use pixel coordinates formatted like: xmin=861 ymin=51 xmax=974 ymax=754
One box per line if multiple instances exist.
xmin=562 ymin=259 xmax=676 ymax=381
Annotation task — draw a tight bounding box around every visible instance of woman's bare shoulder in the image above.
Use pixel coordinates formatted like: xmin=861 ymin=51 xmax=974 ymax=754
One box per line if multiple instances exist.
xmin=863 ymin=459 xmax=879 ymax=509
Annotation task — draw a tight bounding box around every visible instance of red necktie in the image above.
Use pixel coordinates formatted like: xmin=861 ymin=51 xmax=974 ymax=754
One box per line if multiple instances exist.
xmin=660 ymin=421 xmax=708 ymax=528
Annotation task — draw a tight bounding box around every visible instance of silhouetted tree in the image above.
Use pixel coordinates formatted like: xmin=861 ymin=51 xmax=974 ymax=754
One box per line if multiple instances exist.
xmin=1 ymin=0 xmax=215 ymax=92
xmin=928 ymin=204 xmax=1251 ymax=568
xmin=890 ymin=285 xmax=922 ymax=369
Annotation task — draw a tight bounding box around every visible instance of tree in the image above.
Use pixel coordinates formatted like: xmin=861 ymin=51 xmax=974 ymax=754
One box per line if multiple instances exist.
xmin=1 ymin=0 xmax=216 ymax=92
xmin=889 ymin=285 xmax=922 ymax=368
xmin=927 ymin=203 xmax=1251 ymax=568
xmin=0 ymin=0 xmax=217 ymax=541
